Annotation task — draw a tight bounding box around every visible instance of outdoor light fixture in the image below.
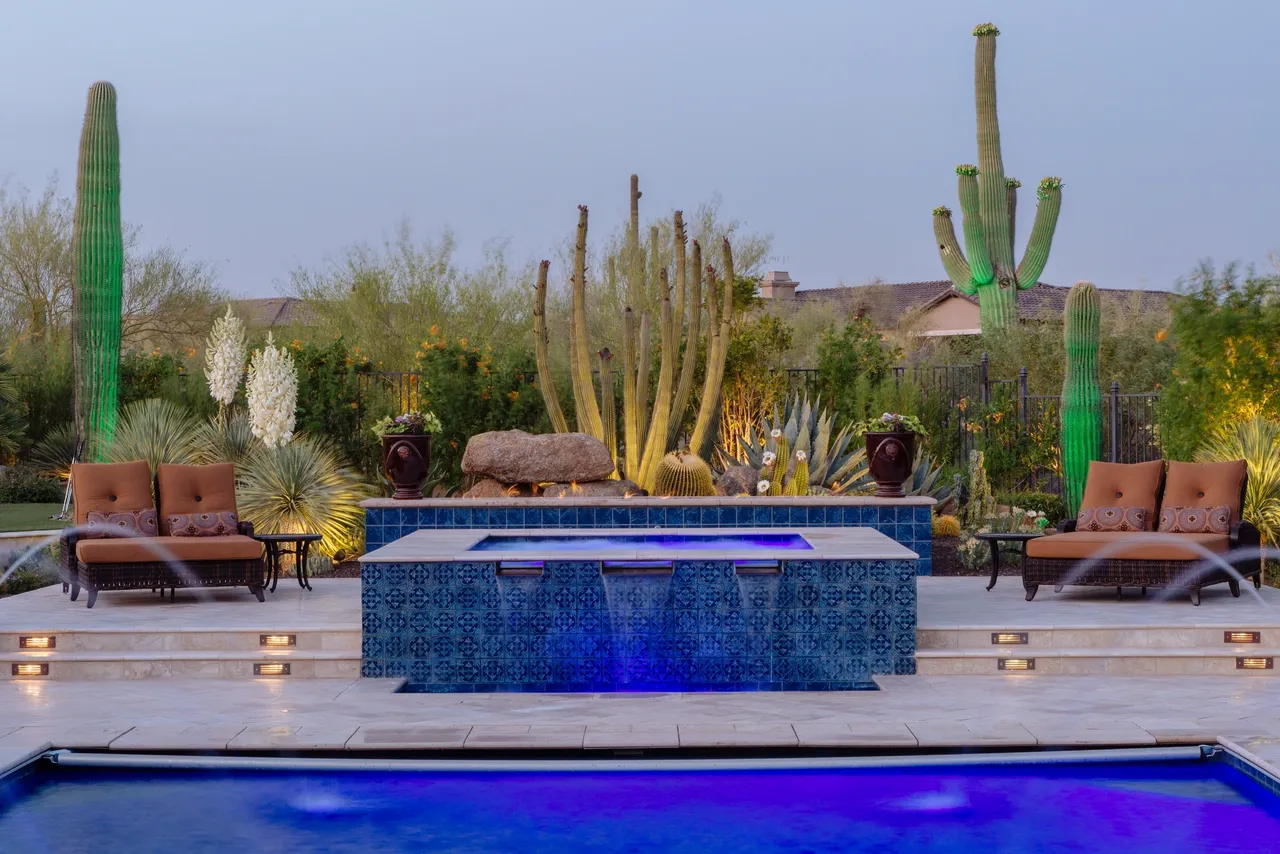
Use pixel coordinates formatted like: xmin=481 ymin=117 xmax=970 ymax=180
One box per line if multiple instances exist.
xmin=254 ymin=663 xmax=291 ymax=676
xmin=496 ymin=562 xmax=544 ymax=577
xmin=1225 ymin=631 xmax=1262 ymax=644
xmin=997 ymin=658 xmax=1035 ymax=671
xmin=1236 ymin=657 xmax=1273 ymax=670
xmin=991 ymin=632 xmax=1029 ymax=645
xmin=19 ymin=636 xmax=55 ymax=650
xmin=11 ymin=663 xmax=48 ymax=677
xmin=259 ymin=634 xmax=296 ymax=648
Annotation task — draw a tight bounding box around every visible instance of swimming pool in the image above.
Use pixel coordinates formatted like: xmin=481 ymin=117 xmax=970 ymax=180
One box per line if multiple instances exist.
xmin=467 ymin=532 xmax=816 ymax=554
xmin=2 ymin=749 xmax=1278 ymax=852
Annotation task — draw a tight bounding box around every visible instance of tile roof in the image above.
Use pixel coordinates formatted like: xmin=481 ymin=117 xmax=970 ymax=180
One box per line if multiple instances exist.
xmin=230 ymin=297 xmax=317 ymax=328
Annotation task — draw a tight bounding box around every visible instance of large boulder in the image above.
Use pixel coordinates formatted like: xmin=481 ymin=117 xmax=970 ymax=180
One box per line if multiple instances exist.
xmin=461 ymin=430 xmax=615 ymax=484
xmin=716 ymin=465 xmax=760 ymax=497
xmin=542 ymin=479 xmax=643 ymax=499
xmin=462 ymin=478 xmax=538 ymax=498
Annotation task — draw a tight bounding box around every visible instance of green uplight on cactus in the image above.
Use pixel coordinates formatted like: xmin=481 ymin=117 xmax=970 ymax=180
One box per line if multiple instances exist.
xmin=72 ymin=81 xmax=125 ymax=462
xmin=931 ymin=23 xmax=1064 ymax=331
xmin=1060 ymin=281 xmax=1103 ymax=517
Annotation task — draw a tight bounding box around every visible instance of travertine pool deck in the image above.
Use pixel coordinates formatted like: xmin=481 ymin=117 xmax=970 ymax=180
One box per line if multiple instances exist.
xmin=3 ymin=577 xmax=1280 ymax=750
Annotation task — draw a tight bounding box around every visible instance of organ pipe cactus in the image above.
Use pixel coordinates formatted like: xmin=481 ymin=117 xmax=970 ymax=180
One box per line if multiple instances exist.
xmin=1060 ymin=281 xmax=1102 ymax=517
xmin=768 ymin=430 xmax=788 ymax=496
xmin=784 ymin=450 xmax=810 ymax=497
xmin=72 ymin=81 xmax=125 ymax=461
xmin=533 ymin=260 xmax=568 ymax=433
xmin=533 ymin=176 xmax=733 ymax=492
xmin=931 ymin=24 xmax=1064 ymax=330
xmin=653 ymin=451 xmax=715 ymax=497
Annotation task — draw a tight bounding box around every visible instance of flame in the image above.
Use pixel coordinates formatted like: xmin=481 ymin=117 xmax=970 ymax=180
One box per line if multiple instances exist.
xmin=623 ymin=490 xmax=636 ymax=499
xmin=504 ymin=484 xmax=519 ymax=497
xmin=569 ymin=481 xmax=582 ymax=495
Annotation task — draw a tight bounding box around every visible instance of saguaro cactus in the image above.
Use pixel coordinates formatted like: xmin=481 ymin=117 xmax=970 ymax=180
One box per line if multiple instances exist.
xmin=533 ymin=175 xmax=733 ymax=492
xmin=931 ymin=24 xmax=1064 ymax=330
xmin=72 ymin=81 xmax=124 ymax=461
xmin=1060 ymin=281 xmax=1102 ymax=517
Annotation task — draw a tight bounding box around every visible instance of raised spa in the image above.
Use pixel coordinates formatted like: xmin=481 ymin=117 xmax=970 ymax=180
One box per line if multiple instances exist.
xmin=360 ymin=527 xmax=918 ymax=693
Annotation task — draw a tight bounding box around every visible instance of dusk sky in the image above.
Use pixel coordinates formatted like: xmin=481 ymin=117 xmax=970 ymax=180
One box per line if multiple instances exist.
xmin=2 ymin=0 xmax=1277 ymax=297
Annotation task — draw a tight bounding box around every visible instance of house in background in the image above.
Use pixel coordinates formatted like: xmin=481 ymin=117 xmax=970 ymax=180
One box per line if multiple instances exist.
xmin=230 ymin=297 xmax=317 ymax=331
xmin=757 ymin=271 xmax=1172 ymax=336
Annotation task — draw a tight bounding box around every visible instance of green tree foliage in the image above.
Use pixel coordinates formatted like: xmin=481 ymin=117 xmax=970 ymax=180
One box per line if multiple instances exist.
xmin=0 ymin=352 xmax=24 ymax=463
xmin=289 ymin=337 xmax=375 ymax=474
xmin=816 ymin=316 xmax=901 ymax=423
xmin=1158 ymin=264 xmax=1280 ymax=460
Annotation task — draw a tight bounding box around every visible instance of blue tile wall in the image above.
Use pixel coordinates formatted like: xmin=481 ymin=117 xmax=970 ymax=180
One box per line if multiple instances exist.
xmin=365 ymin=502 xmax=934 ymax=576
xmin=362 ymin=558 xmax=916 ymax=692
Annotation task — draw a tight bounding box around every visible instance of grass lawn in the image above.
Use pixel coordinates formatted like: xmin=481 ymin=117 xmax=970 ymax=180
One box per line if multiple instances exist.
xmin=0 ymin=503 xmax=69 ymax=533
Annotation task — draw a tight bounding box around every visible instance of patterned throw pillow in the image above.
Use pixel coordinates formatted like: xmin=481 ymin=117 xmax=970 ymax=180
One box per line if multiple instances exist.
xmin=83 ymin=508 xmax=159 ymax=539
xmin=1158 ymin=505 xmax=1231 ymax=535
xmin=1076 ymin=505 xmax=1146 ymax=532
xmin=167 ymin=511 xmax=240 ymax=537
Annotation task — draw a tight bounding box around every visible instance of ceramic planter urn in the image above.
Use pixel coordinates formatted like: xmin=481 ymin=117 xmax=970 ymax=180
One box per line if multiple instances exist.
xmin=382 ymin=433 xmax=431 ymax=500
xmin=865 ymin=431 xmax=916 ymax=498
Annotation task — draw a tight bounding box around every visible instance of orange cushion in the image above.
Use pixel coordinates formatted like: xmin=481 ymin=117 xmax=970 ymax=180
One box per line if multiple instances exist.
xmin=1163 ymin=460 xmax=1246 ymax=523
xmin=1026 ymin=531 xmax=1229 ymax=562
xmin=1079 ymin=460 xmax=1165 ymax=531
xmin=156 ymin=463 xmax=238 ymax=535
xmin=76 ymin=535 xmax=263 ymax=564
xmin=71 ymin=460 xmax=155 ymax=525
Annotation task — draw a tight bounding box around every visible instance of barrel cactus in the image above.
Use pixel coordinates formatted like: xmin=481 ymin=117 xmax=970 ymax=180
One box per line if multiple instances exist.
xmin=72 ymin=81 xmax=124 ymax=461
xmin=931 ymin=24 xmax=1063 ymax=330
xmin=653 ymin=451 xmax=715 ymax=497
xmin=1060 ymin=281 xmax=1102 ymax=516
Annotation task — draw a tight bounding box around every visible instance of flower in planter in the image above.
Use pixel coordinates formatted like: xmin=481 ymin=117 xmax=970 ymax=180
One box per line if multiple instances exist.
xmin=372 ymin=410 xmax=443 ymax=437
xmin=246 ymin=333 xmax=297 ymax=449
xmin=852 ymin=412 xmax=928 ymax=437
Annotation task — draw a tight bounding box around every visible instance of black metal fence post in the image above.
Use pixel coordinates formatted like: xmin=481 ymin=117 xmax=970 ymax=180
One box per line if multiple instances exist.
xmin=1018 ymin=367 xmax=1028 ymax=426
xmin=979 ymin=353 xmax=990 ymax=406
xmin=1109 ymin=381 xmax=1121 ymax=463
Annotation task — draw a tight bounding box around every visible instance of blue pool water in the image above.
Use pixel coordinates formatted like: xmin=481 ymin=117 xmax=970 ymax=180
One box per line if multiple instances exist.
xmin=468 ymin=532 xmax=814 ymax=553
xmin=2 ymin=760 xmax=1278 ymax=852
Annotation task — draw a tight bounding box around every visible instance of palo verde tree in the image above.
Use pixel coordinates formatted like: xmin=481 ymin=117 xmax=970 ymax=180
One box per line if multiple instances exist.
xmin=932 ymin=23 xmax=1064 ymax=331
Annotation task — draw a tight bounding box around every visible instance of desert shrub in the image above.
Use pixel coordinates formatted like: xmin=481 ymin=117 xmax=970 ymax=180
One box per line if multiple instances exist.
xmin=0 ymin=465 xmax=63 ymax=503
xmin=0 ymin=545 xmax=59 ymax=597
xmin=1197 ymin=416 xmax=1280 ymax=549
xmin=816 ymin=317 xmax=901 ymax=423
xmin=120 ymin=349 xmax=212 ymax=416
xmin=1159 ymin=264 xmax=1280 ymax=460
xmin=290 ymin=337 xmax=376 ymax=470
xmin=8 ymin=342 xmax=72 ymax=448
xmin=997 ymin=491 xmax=1067 ymax=525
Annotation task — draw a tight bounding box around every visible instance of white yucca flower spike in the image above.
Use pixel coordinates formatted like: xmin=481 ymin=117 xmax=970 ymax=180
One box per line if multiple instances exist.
xmin=204 ymin=305 xmax=247 ymax=407
xmin=756 ymin=480 xmax=770 ymax=495
xmin=246 ymin=332 xmax=298 ymax=448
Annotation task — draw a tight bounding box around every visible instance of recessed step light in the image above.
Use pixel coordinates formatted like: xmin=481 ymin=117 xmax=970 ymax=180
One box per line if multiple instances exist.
xmin=1225 ymin=631 xmax=1261 ymax=644
xmin=991 ymin=632 xmax=1029 ymax=645
xmin=19 ymin=636 xmax=55 ymax=650
xmin=11 ymin=663 xmax=48 ymax=677
xmin=260 ymin=634 xmax=296 ymax=648
xmin=998 ymin=658 xmax=1035 ymax=671
xmin=254 ymin=663 xmax=291 ymax=676
xmin=1236 ymin=657 xmax=1273 ymax=670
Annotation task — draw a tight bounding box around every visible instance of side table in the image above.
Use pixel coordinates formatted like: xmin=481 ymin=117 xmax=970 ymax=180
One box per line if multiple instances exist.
xmin=253 ymin=533 xmax=324 ymax=592
xmin=972 ymin=532 xmax=1043 ymax=591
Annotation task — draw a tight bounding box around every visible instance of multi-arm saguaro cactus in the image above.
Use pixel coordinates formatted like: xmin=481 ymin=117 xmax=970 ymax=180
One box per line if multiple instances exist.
xmin=72 ymin=81 xmax=125 ymax=461
xmin=533 ymin=175 xmax=733 ymax=492
xmin=1060 ymin=281 xmax=1102 ymax=517
xmin=932 ymin=24 xmax=1064 ymax=330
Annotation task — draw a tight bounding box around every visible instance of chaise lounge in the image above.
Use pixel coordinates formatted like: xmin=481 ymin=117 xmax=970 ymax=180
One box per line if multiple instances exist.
xmin=1023 ymin=459 xmax=1261 ymax=605
xmin=61 ymin=460 xmax=266 ymax=608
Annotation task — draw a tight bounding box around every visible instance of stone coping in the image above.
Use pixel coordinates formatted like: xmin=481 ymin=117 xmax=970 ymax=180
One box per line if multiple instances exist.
xmin=363 ymin=496 xmax=936 ymax=509
xmin=361 ymin=526 xmax=920 ymax=564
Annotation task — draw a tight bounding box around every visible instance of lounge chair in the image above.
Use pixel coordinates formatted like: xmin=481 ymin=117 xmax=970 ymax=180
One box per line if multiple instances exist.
xmin=1023 ymin=460 xmax=1261 ymax=605
xmin=61 ymin=460 xmax=266 ymax=608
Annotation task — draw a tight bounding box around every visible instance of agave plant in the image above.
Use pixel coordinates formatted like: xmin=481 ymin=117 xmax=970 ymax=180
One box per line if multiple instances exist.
xmin=1198 ymin=417 xmax=1280 ymax=548
xmin=721 ymin=394 xmax=870 ymax=494
xmin=193 ymin=409 xmax=259 ymax=467
xmin=905 ymin=451 xmax=954 ymax=503
xmin=236 ymin=435 xmax=375 ymax=559
xmin=104 ymin=398 xmax=201 ymax=473
xmin=29 ymin=423 xmax=78 ymax=481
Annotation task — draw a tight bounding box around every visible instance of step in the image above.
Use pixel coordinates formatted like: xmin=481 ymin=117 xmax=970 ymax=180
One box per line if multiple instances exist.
xmin=917 ymin=627 xmax=1276 ymax=651
xmin=916 ymin=647 xmax=1280 ymax=676
xmin=0 ymin=629 xmax=360 ymax=653
xmin=1 ymin=649 xmax=359 ymax=680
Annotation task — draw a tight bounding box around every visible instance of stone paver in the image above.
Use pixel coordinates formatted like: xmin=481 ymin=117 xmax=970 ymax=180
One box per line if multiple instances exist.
xmin=678 ymin=724 xmax=798 ymax=748
xmin=793 ymin=722 xmax=917 ymax=747
xmin=109 ymin=724 xmax=249 ymax=751
xmin=227 ymin=725 xmax=360 ymax=750
xmin=347 ymin=725 xmax=472 ymax=750
xmin=583 ymin=725 xmax=681 ymax=750
xmin=465 ymin=725 xmax=586 ymax=749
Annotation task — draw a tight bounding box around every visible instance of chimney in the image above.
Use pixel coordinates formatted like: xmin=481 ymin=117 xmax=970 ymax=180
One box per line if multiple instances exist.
xmin=759 ymin=270 xmax=798 ymax=301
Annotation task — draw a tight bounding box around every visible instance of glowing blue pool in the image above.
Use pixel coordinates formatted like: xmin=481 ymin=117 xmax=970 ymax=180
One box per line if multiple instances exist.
xmin=2 ymin=755 xmax=1278 ymax=852
xmin=468 ymin=532 xmax=815 ymax=553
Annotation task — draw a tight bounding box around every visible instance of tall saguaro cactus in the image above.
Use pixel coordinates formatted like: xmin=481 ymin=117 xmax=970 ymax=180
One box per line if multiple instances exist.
xmin=932 ymin=24 xmax=1064 ymax=330
xmin=533 ymin=175 xmax=733 ymax=492
xmin=72 ymin=81 xmax=125 ymax=461
xmin=1060 ymin=281 xmax=1102 ymax=517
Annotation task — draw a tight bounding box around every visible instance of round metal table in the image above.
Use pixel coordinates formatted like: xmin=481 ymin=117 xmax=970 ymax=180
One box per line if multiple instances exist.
xmin=972 ymin=531 xmax=1043 ymax=591
xmin=253 ymin=533 xmax=323 ymax=592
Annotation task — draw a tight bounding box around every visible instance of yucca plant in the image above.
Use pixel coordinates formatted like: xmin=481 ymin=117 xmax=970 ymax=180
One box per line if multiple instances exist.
xmin=193 ymin=409 xmax=258 ymax=467
xmin=1197 ymin=417 xmax=1280 ymax=551
xmin=721 ymin=394 xmax=870 ymax=493
xmin=29 ymin=424 xmax=78 ymax=481
xmin=236 ymin=435 xmax=375 ymax=559
xmin=104 ymin=398 xmax=201 ymax=473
